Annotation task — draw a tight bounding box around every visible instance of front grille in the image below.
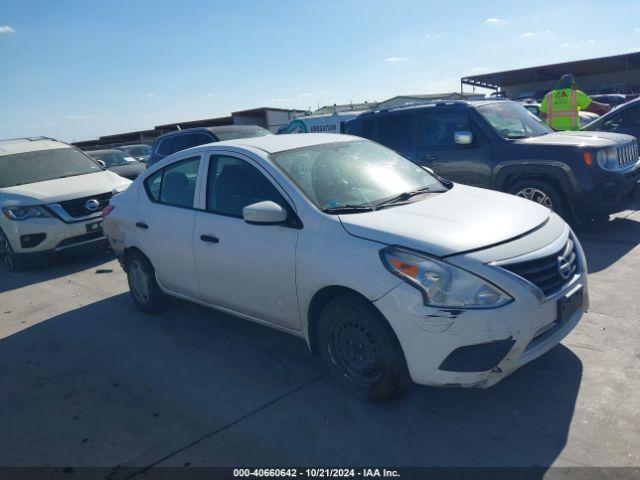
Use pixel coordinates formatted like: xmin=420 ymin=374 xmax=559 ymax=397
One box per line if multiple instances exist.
xmin=501 ymin=237 xmax=578 ymax=296
xmin=58 ymin=192 xmax=112 ymax=218
xmin=617 ymin=139 xmax=638 ymax=168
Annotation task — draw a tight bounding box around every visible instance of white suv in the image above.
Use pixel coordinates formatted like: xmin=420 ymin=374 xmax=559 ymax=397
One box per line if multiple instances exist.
xmin=0 ymin=137 xmax=131 ymax=271
xmin=104 ymin=133 xmax=588 ymax=401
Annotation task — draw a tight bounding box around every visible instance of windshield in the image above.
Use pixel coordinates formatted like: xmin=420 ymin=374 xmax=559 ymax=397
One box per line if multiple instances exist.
xmin=271 ymin=140 xmax=445 ymax=211
xmin=214 ymin=127 xmax=271 ymax=141
xmin=477 ymin=102 xmax=552 ymax=139
xmin=0 ymin=148 xmax=103 ymax=188
xmin=90 ymin=150 xmax=139 ymax=167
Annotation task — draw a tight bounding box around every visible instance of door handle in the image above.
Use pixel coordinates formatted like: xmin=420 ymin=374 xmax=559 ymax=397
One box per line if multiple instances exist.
xmin=136 ymin=222 xmax=149 ymax=230
xmin=200 ymin=234 xmax=219 ymax=244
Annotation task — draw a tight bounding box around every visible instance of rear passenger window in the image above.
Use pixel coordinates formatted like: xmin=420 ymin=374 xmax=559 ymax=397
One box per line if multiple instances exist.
xmin=418 ymin=111 xmax=470 ymax=146
xmin=206 ymin=155 xmax=285 ymax=217
xmin=376 ymin=114 xmax=413 ymax=148
xmin=156 ymin=137 xmax=175 ymax=156
xmin=172 ymin=134 xmax=199 ymax=154
xmin=143 ymin=156 xmax=201 ymax=208
xmin=195 ymin=133 xmax=214 ymax=145
xmin=145 ymin=170 xmax=163 ymax=202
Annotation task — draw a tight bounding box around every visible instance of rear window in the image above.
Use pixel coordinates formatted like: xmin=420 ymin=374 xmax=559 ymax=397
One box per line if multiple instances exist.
xmin=156 ymin=137 xmax=175 ymax=156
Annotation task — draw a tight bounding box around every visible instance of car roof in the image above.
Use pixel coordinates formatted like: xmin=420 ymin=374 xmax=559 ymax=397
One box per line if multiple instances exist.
xmin=198 ymin=133 xmax=355 ymax=154
xmin=0 ymin=138 xmax=71 ymax=157
xmin=353 ymin=99 xmax=502 ymax=118
xmin=154 ymin=124 xmax=268 ymax=140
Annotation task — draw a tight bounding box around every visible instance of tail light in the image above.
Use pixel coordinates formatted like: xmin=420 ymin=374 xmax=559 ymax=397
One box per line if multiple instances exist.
xmin=101 ymin=205 xmax=115 ymax=218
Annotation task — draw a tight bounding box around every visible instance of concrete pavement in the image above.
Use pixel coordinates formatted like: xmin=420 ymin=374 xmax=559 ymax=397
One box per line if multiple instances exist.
xmin=1 ymin=202 xmax=639 ymax=474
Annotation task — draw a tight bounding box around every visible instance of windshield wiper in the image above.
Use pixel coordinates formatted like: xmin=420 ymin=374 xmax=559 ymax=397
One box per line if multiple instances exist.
xmin=322 ymin=204 xmax=377 ymax=214
xmin=374 ymin=186 xmax=445 ymax=210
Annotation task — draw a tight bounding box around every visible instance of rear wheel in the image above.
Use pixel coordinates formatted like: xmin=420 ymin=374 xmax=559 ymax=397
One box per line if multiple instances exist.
xmin=317 ymin=295 xmax=409 ymax=401
xmin=508 ymin=179 xmax=568 ymax=219
xmin=126 ymin=251 xmax=167 ymax=313
xmin=0 ymin=228 xmax=21 ymax=272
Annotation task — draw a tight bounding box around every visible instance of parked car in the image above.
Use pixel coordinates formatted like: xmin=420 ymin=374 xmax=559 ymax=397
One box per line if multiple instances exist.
xmin=117 ymin=144 xmax=151 ymax=164
xmin=590 ymin=94 xmax=628 ymax=108
xmin=104 ymin=133 xmax=587 ymax=401
xmin=583 ymin=97 xmax=640 ymax=140
xmin=0 ymin=137 xmax=131 ymax=271
xmin=87 ymin=149 xmax=146 ymax=180
xmin=520 ymin=101 xmax=599 ymax=128
xmin=345 ymin=100 xmax=640 ymax=221
xmin=147 ymin=125 xmax=272 ymax=167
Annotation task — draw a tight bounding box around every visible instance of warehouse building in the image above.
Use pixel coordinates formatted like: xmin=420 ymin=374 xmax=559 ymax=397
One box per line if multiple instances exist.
xmin=74 ymin=107 xmax=306 ymax=150
xmin=460 ymin=51 xmax=640 ymax=100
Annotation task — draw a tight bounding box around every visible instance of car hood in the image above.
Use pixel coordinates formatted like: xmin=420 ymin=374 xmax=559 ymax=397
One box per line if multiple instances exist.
xmin=517 ymin=130 xmax=634 ymax=147
xmin=338 ymin=184 xmax=550 ymax=257
xmin=0 ymin=171 xmax=131 ymax=206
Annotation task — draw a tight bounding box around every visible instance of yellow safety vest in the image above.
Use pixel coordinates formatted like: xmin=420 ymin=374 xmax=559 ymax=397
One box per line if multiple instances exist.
xmin=545 ymin=89 xmax=580 ymax=131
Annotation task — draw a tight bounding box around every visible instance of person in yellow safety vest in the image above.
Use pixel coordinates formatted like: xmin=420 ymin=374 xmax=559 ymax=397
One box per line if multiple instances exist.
xmin=539 ymin=74 xmax=610 ymax=131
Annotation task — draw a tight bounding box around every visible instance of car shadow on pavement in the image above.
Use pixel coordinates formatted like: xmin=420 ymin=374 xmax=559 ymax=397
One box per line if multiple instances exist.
xmin=0 ymin=293 xmax=582 ymax=475
xmin=0 ymin=249 xmax=115 ymax=294
xmin=575 ymin=217 xmax=640 ymax=273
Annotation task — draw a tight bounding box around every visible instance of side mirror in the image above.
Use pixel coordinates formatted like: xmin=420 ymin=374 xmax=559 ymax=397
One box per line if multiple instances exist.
xmin=454 ymin=130 xmax=474 ymax=145
xmin=96 ymin=159 xmax=106 ymax=168
xmin=243 ymin=201 xmax=287 ymax=225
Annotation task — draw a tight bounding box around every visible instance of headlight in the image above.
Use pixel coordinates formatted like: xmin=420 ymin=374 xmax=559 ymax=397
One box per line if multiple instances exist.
xmin=1 ymin=205 xmax=53 ymax=221
xmin=596 ymin=147 xmax=619 ymax=171
xmin=380 ymin=247 xmax=512 ymax=309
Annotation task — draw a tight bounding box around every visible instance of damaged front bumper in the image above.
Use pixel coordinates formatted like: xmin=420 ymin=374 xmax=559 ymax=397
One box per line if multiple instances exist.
xmin=373 ymin=226 xmax=588 ymax=388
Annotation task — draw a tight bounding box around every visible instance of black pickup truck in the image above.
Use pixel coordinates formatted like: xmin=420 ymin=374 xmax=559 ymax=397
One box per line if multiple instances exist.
xmin=345 ymin=100 xmax=640 ymax=220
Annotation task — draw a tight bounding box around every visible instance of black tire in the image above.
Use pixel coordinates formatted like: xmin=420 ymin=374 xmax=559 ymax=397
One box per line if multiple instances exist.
xmin=0 ymin=228 xmax=22 ymax=272
xmin=126 ymin=251 xmax=167 ymax=313
xmin=317 ymin=294 xmax=410 ymax=401
xmin=507 ymin=179 xmax=568 ymax=219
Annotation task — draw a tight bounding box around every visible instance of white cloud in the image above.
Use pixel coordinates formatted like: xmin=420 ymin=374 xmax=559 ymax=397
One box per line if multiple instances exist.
xmin=485 ymin=18 xmax=508 ymax=26
xmin=561 ymin=39 xmax=595 ymax=48
xmin=65 ymin=114 xmax=95 ymax=120
xmin=145 ymin=92 xmax=156 ymax=97
xmin=521 ymin=30 xmax=551 ymax=39
xmin=0 ymin=25 xmax=15 ymax=34
xmin=385 ymin=56 xmax=409 ymax=62
xmin=424 ymin=33 xmax=441 ymax=40
xmin=471 ymin=67 xmax=489 ymax=73
xmin=635 ymin=27 xmax=640 ymax=32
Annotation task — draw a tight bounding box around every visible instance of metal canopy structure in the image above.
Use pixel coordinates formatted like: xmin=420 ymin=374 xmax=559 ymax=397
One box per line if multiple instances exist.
xmin=461 ymin=51 xmax=640 ymax=93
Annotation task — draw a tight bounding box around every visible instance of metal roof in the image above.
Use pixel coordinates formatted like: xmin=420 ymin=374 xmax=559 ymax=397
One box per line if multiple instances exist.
xmin=462 ymin=51 xmax=640 ymax=90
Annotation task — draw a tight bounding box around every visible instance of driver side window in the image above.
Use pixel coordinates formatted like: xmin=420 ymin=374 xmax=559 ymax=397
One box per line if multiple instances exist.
xmin=206 ymin=155 xmax=286 ymax=218
xmin=417 ymin=111 xmax=471 ymax=146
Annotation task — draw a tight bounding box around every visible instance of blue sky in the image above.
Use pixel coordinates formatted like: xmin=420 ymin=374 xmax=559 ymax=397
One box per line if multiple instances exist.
xmin=1 ymin=0 xmax=640 ymax=142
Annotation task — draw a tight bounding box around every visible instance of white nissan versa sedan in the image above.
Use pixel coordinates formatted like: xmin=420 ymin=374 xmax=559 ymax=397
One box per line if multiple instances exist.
xmin=104 ymin=134 xmax=588 ymax=401
xmin=0 ymin=137 xmax=131 ymax=271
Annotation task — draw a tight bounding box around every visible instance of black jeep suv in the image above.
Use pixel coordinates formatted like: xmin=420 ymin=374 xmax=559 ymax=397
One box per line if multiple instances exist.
xmin=345 ymin=100 xmax=640 ymax=220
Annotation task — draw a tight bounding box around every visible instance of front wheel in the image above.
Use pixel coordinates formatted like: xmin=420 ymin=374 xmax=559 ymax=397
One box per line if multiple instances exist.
xmin=317 ymin=295 xmax=409 ymax=401
xmin=508 ymin=179 xmax=568 ymax=219
xmin=126 ymin=252 xmax=167 ymax=313
xmin=0 ymin=228 xmax=21 ymax=272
